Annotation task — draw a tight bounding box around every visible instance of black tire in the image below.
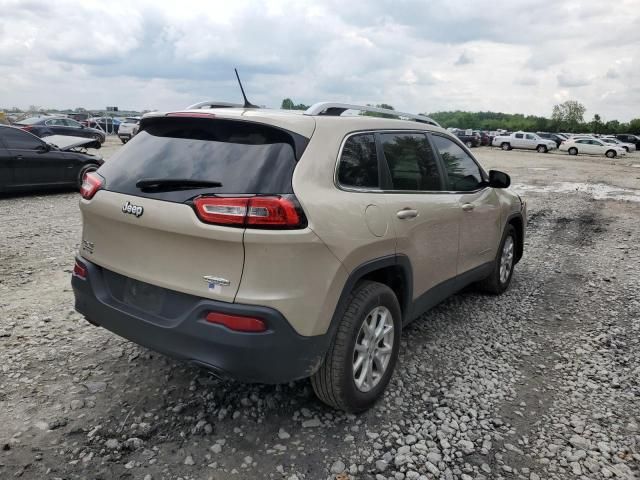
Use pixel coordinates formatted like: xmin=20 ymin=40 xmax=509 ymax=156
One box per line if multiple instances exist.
xmin=623 ymin=147 xmax=629 ymax=153
xmin=605 ymin=149 xmax=616 ymax=158
xmin=501 ymin=143 xmax=511 ymax=151
xmin=568 ymin=147 xmax=578 ymax=155
xmin=77 ymin=164 xmax=99 ymax=189
xmin=311 ymin=281 xmax=401 ymax=412
xmin=465 ymin=141 xmax=473 ymax=148
xmin=478 ymin=224 xmax=516 ymax=295
xmin=537 ymin=145 xmax=548 ymax=153
xmin=120 ymin=137 xmax=128 ymax=144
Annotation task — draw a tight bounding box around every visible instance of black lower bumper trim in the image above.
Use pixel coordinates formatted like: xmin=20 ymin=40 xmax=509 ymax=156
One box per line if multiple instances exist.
xmin=71 ymin=257 xmax=329 ymax=384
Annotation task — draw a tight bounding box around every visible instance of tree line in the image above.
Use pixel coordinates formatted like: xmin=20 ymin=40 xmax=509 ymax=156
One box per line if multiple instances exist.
xmin=280 ymin=98 xmax=640 ymax=134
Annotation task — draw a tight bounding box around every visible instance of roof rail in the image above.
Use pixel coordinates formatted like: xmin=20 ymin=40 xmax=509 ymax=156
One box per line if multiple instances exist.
xmin=186 ymin=101 xmax=245 ymax=110
xmin=304 ymin=102 xmax=441 ymax=127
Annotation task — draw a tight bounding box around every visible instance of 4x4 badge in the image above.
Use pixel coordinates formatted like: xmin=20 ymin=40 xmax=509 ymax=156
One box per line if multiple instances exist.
xmin=122 ymin=201 xmax=144 ymax=217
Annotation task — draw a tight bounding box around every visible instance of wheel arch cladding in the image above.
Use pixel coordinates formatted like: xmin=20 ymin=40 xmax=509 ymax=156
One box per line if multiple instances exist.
xmin=330 ymin=255 xmax=413 ymax=332
xmin=508 ymin=214 xmax=524 ymax=264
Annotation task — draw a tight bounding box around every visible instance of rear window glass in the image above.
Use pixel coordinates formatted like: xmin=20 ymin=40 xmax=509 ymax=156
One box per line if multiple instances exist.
xmin=98 ymin=118 xmax=308 ymax=202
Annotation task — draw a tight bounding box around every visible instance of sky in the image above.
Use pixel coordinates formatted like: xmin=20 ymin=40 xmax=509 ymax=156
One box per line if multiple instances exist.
xmin=0 ymin=0 xmax=639 ymax=121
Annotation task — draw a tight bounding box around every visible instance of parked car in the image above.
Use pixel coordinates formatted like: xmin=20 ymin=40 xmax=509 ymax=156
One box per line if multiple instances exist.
xmin=536 ymin=132 xmax=568 ymax=148
xmin=600 ymin=137 xmax=636 ymax=152
xmin=84 ymin=117 xmax=121 ymax=134
xmin=0 ymin=125 xmax=103 ymax=193
xmin=492 ymin=131 xmax=557 ymax=152
xmin=560 ymin=138 xmax=626 ymax=158
xmin=452 ymin=128 xmax=480 ymax=148
xmin=473 ymin=130 xmax=492 ymax=146
xmin=71 ymin=102 xmax=526 ymax=412
xmin=14 ymin=116 xmax=105 ymax=147
xmin=613 ymin=134 xmax=640 ymax=150
xmin=117 ymin=117 xmax=141 ymax=143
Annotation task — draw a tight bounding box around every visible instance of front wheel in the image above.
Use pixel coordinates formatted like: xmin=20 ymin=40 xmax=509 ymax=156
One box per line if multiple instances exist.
xmin=465 ymin=141 xmax=473 ymax=148
xmin=311 ymin=281 xmax=401 ymax=412
xmin=605 ymin=149 xmax=617 ymax=158
xmin=478 ymin=224 xmax=516 ymax=294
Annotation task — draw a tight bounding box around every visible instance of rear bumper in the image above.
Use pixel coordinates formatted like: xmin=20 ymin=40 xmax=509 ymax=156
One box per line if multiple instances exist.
xmin=71 ymin=257 xmax=329 ymax=383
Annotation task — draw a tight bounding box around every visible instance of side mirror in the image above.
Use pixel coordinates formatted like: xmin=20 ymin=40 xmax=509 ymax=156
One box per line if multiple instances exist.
xmin=489 ymin=169 xmax=510 ymax=188
xmin=36 ymin=143 xmax=51 ymax=153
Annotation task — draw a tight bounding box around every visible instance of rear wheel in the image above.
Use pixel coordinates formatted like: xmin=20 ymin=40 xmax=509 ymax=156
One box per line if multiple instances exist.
xmin=465 ymin=140 xmax=473 ymax=148
xmin=605 ymin=149 xmax=616 ymax=158
xmin=537 ymin=145 xmax=548 ymax=153
xmin=77 ymin=164 xmax=99 ymax=189
xmin=568 ymin=147 xmax=578 ymax=155
xmin=311 ymin=281 xmax=401 ymax=412
xmin=501 ymin=143 xmax=511 ymax=151
xmin=478 ymin=224 xmax=516 ymax=294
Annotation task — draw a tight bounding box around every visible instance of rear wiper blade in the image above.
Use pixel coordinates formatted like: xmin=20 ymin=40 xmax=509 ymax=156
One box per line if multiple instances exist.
xmin=135 ymin=178 xmax=222 ymax=191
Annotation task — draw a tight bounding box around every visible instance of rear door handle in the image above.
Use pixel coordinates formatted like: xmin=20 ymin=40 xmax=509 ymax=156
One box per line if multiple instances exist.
xmin=397 ymin=208 xmax=418 ymax=220
xmin=462 ymin=203 xmax=475 ymax=212
xmin=15 ymin=155 xmax=23 ymax=160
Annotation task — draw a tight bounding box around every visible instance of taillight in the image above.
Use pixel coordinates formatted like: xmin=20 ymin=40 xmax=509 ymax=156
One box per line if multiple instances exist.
xmin=80 ymin=171 xmax=103 ymax=200
xmin=193 ymin=195 xmax=305 ymax=229
xmin=19 ymin=125 xmax=33 ymax=131
xmin=73 ymin=259 xmax=87 ymax=280
xmin=205 ymin=312 xmax=267 ymax=332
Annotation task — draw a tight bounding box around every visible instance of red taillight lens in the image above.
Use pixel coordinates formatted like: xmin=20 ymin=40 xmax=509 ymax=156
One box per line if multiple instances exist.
xmin=193 ymin=197 xmax=248 ymax=225
xmin=73 ymin=259 xmax=87 ymax=280
xmin=246 ymin=197 xmax=301 ymax=226
xmin=193 ymin=196 xmax=304 ymax=229
xmin=80 ymin=171 xmax=103 ymax=199
xmin=19 ymin=125 xmax=33 ymax=131
xmin=205 ymin=312 xmax=267 ymax=332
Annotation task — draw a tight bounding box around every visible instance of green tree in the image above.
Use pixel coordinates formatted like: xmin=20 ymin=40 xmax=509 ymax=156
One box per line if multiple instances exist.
xmin=361 ymin=103 xmax=396 ymax=118
xmin=280 ymin=98 xmax=309 ymax=110
xmin=628 ymin=118 xmax=640 ymax=134
xmin=590 ymin=114 xmax=603 ymax=134
xmin=551 ymin=100 xmax=586 ymax=131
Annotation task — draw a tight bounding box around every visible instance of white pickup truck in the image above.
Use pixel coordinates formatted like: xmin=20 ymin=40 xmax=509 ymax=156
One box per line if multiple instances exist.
xmin=492 ymin=131 xmax=557 ymax=153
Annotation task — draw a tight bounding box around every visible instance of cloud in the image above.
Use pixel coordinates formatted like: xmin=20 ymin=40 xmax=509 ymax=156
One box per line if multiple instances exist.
xmin=0 ymin=0 xmax=639 ymax=121
xmin=557 ymin=72 xmax=591 ymax=88
xmin=454 ymin=52 xmax=473 ymax=66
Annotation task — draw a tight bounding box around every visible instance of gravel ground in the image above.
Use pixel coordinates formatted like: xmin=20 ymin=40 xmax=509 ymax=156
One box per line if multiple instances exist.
xmin=1 ymin=139 xmax=639 ymax=480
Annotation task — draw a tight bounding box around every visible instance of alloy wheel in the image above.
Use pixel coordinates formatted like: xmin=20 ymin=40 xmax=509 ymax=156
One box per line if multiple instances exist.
xmin=352 ymin=306 xmax=394 ymax=393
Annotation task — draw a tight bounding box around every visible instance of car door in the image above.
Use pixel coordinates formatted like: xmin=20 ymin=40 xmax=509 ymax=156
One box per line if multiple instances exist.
xmin=379 ymin=132 xmax=461 ymax=299
xmin=44 ymin=118 xmax=67 ymax=136
xmin=575 ymin=139 xmax=592 ymax=154
xmin=430 ymin=134 xmax=503 ymax=274
xmin=525 ymin=133 xmax=538 ymax=149
xmin=513 ymin=133 xmax=525 ymax=148
xmin=1 ymin=127 xmax=67 ymax=187
xmin=0 ymin=135 xmax=13 ymax=192
xmin=61 ymin=118 xmax=91 ymax=139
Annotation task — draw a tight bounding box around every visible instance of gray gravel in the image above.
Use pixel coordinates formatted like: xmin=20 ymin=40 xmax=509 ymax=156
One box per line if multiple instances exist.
xmin=1 ymin=142 xmax=639 ymax=479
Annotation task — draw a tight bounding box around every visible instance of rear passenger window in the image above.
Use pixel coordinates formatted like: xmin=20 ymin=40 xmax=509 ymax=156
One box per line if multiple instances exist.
xmin=337 ymin=134 xmax=379 ymax=188
xmin=380 ymin=133 xmax=441 ymax=191
xmin=431 ymin=135 xmax=484 ymax=192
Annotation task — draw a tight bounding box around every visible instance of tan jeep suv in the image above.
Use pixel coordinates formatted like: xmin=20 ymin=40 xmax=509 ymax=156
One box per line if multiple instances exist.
xmin=72 ymin=102 xmax=526 ymax=412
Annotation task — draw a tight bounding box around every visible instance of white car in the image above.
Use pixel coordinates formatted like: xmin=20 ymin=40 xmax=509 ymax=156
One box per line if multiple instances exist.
xmin=117 ymin=117 xmax=141 ymax=144
xmin=491 ymin=131 xmax=557 ymax=152
xmin=601 ymin=137 xmax=636 ymax=152
xmin=560 ymin=138 xmax=626 ymax=158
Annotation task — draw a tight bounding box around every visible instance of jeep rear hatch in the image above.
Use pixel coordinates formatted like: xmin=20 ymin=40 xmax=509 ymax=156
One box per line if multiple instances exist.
xmin=79 ymin=116 xmax=309 ymax=303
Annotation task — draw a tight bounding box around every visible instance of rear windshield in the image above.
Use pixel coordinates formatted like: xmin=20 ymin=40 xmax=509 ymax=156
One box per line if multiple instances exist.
xmin=98 ymin=117 xmax=308 ymax=202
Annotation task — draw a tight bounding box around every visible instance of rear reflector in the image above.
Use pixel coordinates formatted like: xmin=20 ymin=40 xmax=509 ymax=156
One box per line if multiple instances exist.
xmin=73 ymin=259 xmax=87 ymax=280
xmin=80 ymin=171 xmax=103 ymax=200
xmin=193 ymin=196 xmax=304 ymax=229
xmin=205 ymin=312 xmax=267 ymax=332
